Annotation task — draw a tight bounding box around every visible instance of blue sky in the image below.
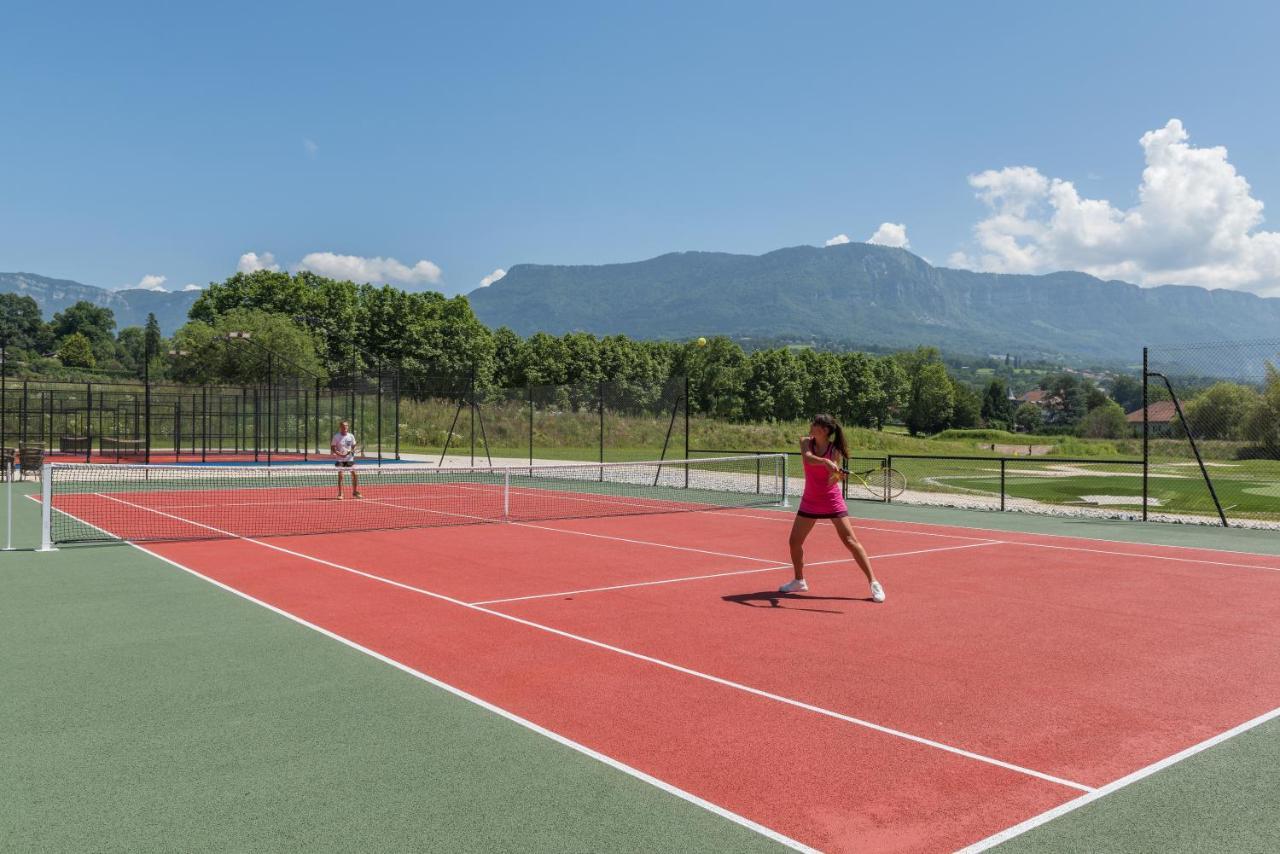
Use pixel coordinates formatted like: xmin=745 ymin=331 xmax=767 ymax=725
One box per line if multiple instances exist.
xmin=3 ymin=1 xmax=1279 ymax=296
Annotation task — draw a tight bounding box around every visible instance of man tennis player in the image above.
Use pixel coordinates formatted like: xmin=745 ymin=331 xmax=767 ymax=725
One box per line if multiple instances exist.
xmin=331 ymin=420 xmax=361 ymax=499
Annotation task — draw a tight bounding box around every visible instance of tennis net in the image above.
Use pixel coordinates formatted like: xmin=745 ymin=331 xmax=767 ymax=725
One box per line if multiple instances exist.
xmin=41 ymin=454 xmax=788 ymax=546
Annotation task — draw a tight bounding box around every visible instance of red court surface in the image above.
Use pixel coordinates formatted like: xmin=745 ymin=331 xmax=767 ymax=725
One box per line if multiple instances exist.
xmin=55 ymin=501 xmax=1280 ymax=853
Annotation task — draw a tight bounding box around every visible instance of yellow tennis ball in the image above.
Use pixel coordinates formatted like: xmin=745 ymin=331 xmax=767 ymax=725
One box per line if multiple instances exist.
xmin=696 ymin=337 xmax=707 ymax=347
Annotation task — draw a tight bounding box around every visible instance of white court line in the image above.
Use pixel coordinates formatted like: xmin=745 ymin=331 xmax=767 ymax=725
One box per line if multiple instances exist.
xmin=717 ymin=510 xmax=1280 ymax=573
xmin=95 ymin=493 xmax=1091 ymax=793
xmin=470 ymin=541 xmax=1002 ymax=606
xmin=124 ymin=541 xmax=817 ymax=854
xmin=957 ymin=703 xmax=1280 ymax=852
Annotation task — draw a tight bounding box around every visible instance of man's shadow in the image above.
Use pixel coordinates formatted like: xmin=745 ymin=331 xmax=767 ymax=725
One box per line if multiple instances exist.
xmin=722 ymin=590 xmax=870 ymax=614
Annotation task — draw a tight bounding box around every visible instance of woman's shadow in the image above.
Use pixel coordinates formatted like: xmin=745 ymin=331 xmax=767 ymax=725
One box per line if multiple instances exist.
xmin=722 ymin=590 xmax=870 ymax=614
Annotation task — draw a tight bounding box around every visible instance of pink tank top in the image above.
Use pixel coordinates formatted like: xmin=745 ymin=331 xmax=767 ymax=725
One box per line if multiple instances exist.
xmin=799 ymin=441 xmax=847 ymax=514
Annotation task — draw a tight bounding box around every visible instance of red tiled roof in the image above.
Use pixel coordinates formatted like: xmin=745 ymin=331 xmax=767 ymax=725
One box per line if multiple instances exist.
xmin=1125 ymin=400 xmax=1177 ymax=423
xmin=1017 ymin=389 xmax=1048 ymax=404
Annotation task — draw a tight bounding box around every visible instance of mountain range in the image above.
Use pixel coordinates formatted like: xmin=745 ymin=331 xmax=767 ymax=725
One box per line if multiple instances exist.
xmin=0 ymin=273 xmax=200 ymax=335
xmin=8 ymin=243 xmax=1280 ymax=363
xmin=468 ymin=243 xmax=1280 ymax=363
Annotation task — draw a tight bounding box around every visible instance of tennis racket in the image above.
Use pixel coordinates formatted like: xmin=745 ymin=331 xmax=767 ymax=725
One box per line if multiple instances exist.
xmin=848 ymin=466 xmax=907 ymax=499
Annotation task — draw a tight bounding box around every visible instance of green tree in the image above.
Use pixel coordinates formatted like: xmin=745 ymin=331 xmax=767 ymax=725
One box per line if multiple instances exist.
xmin=684 ymin=336 xmax=746 ymax=419
xmin=870 ymin=356 xmax=907 ymax=429
xmin=840 ymin=352 xmax=882 ymax=428
xmin=57 ymin=332 xmax=96 ymax=368
xmin=742 ymin=349 xmax=805 ymax=422
xmin=905 ymin=362 xmax=954 ymax=435
xmin=518 ymin=332 xmax=570 ymax=386
xmin=144 ymin=313 xmax=162 ymax=357
xmin=115 ymin=327 xmax=146 ymax=373
xmin=1042 ymin=373 xmax=1088 ymax=426
xmin=561 ymin=332 xmax=603 ymax=389
xmin=1014 ymin=402 xmax=1044 ymax=433
xmin=0 ymin=293 xmax=44 ymax=351
xmin=1110 ymin=374 xmax=1144 ymax=413
xmin=797 ymin=350 xmax=847 ymax=420
xmin=188 ymin=269 xmax=314 ymax=325
xmin=980 ymin=378 xmax=1013 ymax=425
xmin=1077 ymin=401 xmax=1129 ymax=439
xmin=168 ymin=309 xmax=324 ymax=385
xmin=50 ymin=301 xmax=116 ymax=344
xmin=1084 ymin=380 xmax=1108 ymax=411
xmin=1182 ymin=382 xmax=1261 ymax=440
xmin=1243 ymin=364 xmax=1280 ymax=456
xmin=950 ymin=378 xmax=982 ymax=429
xmin=491 ymin=326 xmax=523 ymax=387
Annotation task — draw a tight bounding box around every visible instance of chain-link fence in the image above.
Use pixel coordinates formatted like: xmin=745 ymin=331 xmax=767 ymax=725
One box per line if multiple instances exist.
xmin=0 ymin=374 xmax=400 ymax=465
xmin=883 ymin=454 xmax=1147 ymax=515
xmin=1145 ymin=339 xmax=1280 ymax=527
xmin=397 ymin=376 xmax=688 ymax=466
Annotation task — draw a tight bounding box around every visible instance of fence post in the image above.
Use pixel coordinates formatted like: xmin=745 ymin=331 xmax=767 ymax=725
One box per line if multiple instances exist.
xmin=1000 ymin=458 xmax=1006 ymax=511
xmin=528 ymin=383 xmax=534 ymax=466
xmin=85 ymin=381 xmax=93 ymax=462
xmin=598 ymin=379 xmax=605 ymax=474
xmin=39 ymin=464 xmax=55 ymax=551
xmin=0 ymin=339 xmax=6 ymax=460
xmin=886 ymin=455 xmax=894 ymax=503
xmin=683 ymin=376 xmax=690 ymax=488
xmin=1141 ymin=347 xmax=1149 ymax=522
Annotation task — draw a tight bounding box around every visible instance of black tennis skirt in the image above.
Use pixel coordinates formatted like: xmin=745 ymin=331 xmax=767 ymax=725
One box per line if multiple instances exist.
xmin=796 ymin=509 xmax=849 ymax=519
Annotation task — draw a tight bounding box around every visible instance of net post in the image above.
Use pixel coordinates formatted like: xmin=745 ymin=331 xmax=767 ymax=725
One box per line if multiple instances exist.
xmin=1000 ymin=458 xmax=1006 ymax=511
xmin=503 ymin=470 xmax=511 ymax=521
xmin=778 ymin=453 xmax=789 ymax=507
xmin=39 ymin=464 xmax=55 ymax=552
xmin=3 ymin=460 xmax=13 ymax=551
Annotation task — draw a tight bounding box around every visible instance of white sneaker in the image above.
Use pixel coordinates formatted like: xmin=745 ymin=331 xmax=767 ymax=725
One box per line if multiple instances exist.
xmin=870 ymin=581 xmax=886 ymax=603
xmin=779 ymin=578 xmax=808 ymax=594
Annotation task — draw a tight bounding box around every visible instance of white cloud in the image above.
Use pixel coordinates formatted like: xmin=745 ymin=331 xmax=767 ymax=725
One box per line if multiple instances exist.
xmin=132 ymin=274 xmax=167 ymax=291
xmin=951 ymin=120 xmax=1280 ymax=294
xmin=182 ymin=283 xmax=203 ymax=292
xmin=478 ymin=268 xmax=506 ymax=288
xmin=297 ymin=252 xmax=443 ymax=286
xmin=825 ymin=233 xmax=851 ymax=246
xmin=867 ymin=222 xmax=910 ymax=248
xmin=237 ymin=251 xmax=281 ymax=274
xmin=304 ymin=138 xmax=319 ymax=158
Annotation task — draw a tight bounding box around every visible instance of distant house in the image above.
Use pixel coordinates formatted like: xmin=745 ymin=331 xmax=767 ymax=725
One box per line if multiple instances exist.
xmin=1125 ymin=401 xmax=1178 ymax=437
xmin=1016 ymin=389 xmax=1049 ymax=407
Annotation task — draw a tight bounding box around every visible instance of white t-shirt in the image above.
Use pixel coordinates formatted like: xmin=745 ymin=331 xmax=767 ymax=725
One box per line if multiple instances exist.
xmin=331 ymin=431 xmax=357 ymax=462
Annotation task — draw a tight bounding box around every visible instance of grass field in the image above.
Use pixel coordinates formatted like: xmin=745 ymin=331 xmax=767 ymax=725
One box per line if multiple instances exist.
xmin=390 ymin=397 xmax=1280 ymax=524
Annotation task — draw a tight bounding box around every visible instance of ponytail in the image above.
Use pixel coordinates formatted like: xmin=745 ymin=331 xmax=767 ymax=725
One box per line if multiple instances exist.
xmin=811 ymin=413 xmax=849 ymax=461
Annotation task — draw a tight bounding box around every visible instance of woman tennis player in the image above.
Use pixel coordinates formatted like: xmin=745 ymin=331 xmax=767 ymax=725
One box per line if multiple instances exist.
xmin=779 ymin=414 xmax=885 ymax=603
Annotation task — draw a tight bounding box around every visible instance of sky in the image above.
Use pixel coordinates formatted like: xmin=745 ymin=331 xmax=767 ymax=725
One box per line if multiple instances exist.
xmin=2 ymin=1 xmax=1279 ymax=297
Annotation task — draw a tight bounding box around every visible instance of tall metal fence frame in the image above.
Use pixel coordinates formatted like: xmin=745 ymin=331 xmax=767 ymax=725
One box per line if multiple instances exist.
xmin=0 ymin=373 xmax=400 ymax=466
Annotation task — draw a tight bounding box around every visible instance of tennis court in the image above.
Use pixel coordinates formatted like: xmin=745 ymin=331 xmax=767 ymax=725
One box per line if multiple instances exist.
xmin=6 ymin=456 xmax=1280 ymax=852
